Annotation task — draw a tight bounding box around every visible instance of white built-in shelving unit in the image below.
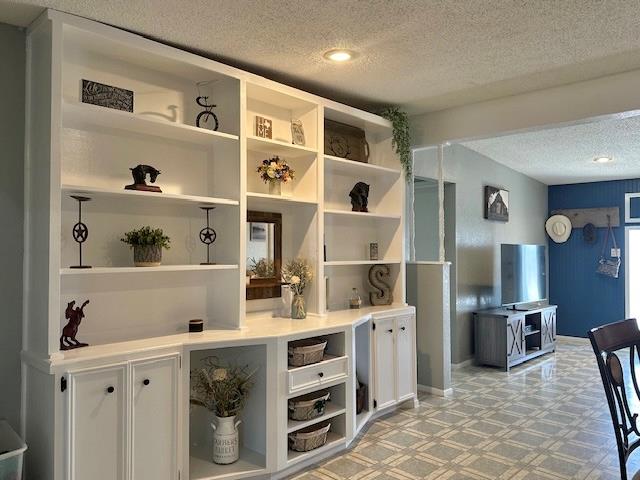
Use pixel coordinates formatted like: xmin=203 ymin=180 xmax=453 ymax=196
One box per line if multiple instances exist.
xmin=23 ymin=10 xmax=410 ymax=480
xmin=24 ymin=12 xmax=405 ymax=357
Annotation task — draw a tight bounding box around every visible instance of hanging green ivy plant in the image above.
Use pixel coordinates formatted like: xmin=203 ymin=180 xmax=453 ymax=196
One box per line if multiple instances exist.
xmin=379 ymin=106 xmax=412 ymax=180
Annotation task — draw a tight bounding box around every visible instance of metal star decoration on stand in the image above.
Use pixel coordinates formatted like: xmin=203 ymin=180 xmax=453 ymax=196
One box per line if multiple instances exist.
xmin=199 ymin=206 xmax=217 ymax=265
xmin=70 ymin=195 xmax=92 ymax=269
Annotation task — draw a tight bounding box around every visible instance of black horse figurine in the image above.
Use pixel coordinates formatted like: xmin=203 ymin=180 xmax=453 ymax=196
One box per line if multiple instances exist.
xmin=125 ymin=164 xmax=162 ymax=193
xmin=350 ymin=182 xmax=370 ymax=212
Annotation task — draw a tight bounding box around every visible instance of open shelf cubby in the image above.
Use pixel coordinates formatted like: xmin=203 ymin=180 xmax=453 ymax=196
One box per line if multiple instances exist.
xmin=245 ymin=201 xmax=319 ymax=315
xmin=287 ymin=331 xmax=346 ymax=368
xmin=61 ymin=111 xmax=241 ymax=202
xmin=61 ymin=267 xmax=240 ymax=345
xmin=324 ymin=211 xmax=402 ymax=264
xmin=246 ymin=149 xmax=318 ymax=203
xmin=62 ymin=24 xmax=241 ymax=137
xmin=189 ymin=345 xmax=268 ymax=480
xmin=61 ymin=195 xmax=239 ymax=268
xmin=325 ymin=263 xmax=402 ymax=312
xmin=246 ymin=83 xmax=318 ymax=151
xmin=286 ymin=414 xmax=346 ymax=466
xmin=286 ymin=382 xmax=346 ymax=434
xmin=324 ymin=157 xmax=402 ymax=218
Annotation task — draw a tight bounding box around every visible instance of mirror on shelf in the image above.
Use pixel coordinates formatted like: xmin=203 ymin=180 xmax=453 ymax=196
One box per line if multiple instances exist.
xmin=246 ymin=211 xmax=282 ymax=300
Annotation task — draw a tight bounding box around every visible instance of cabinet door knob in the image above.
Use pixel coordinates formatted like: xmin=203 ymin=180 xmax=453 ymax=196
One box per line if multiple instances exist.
xmin=318 ymin=372 xmax=324 ymax=378
xmin=106 ymin=386 xmax=115 ymax=394
xmin=143 ymin=379 xmax=150 ymax=386
xmin=401 ymin=326 xmax=406 ymax=331
xmin=387 ymin=329 xmax=393 ymax=333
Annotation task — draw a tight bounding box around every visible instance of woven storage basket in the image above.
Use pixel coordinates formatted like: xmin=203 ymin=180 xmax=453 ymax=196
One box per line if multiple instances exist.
xmin=288 ymin=390 xmax=331 ymax=421
xmin=288 ymin=338 xmax=327 ymax=367
xmin=288 ymin=421 xmax=331 ymax=452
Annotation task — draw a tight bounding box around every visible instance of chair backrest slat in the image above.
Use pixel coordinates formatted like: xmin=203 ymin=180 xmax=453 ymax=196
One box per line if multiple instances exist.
xmin=590 ymin=318 xmax=640 ymax=352
xmin=588 ymin=317 xmax=640 ymax=480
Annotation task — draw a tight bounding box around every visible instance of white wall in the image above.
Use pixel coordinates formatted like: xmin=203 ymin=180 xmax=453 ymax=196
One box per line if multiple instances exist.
xmin=0 ymin=22 xmax=25 ymax=431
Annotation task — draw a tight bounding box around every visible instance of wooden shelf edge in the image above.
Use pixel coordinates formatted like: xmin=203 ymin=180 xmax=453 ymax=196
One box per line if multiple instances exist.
xmin=324 ymin=260 xmax=402 ymax=266
xmin=62 ymin=184 xmax=240 ymax=206
xmin=324 ymin=155 xmax=401 ymax=175
xmin=286 ymin=405 xmax=346 ymax=434
xmin=286 ymin=432 xmax=345 ymax=465
xmin=63 ymin=102 xmax=239 ymax=143
xmin=324 ymin=209 xmax=401 ymax=220
xmin=246 ymin=192 xmax=318 ymax=205
xmin=247 ymin=135 xmax=318 ymax=155
xmin=60 ymin=265 xmax=239 ymax=275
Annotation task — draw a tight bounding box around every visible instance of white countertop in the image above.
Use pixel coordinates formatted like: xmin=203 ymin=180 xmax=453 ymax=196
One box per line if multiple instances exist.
xmin=23 ymin=305 xmax=414 ymax=372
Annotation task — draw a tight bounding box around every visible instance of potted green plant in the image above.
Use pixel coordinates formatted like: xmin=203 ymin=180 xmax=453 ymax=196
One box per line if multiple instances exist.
xmin=121 ymin=226 xmax=170 ymax=267
xmin=190 ymin=357 xmax=256 ymax=464
xmin=281 ymin=258 xmax=313 ymax=319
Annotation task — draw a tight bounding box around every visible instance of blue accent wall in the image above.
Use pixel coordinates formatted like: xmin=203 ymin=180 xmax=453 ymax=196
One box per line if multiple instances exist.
xmin=548 ymin=179 xmax=640 ymax=337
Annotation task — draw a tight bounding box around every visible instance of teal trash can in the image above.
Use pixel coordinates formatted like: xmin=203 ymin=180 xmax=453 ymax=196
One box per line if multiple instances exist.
xmin=0 ymin=421 xmax=27 ymax=480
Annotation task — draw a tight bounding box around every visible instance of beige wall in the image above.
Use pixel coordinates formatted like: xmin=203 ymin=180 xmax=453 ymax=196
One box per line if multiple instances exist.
xmin=411 ymin=68 xmax=640 ymax=146
xmin=0 ymin=22 xmax=25 ymax=431
xmin=414 ymin=145 xmax=548 ymax=363
xmin=406 ymin=262 xmax=451 ymax=392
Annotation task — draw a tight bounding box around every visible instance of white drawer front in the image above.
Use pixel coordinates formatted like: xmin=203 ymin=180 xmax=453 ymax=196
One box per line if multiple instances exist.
xmin=288 ymin=356 xmax=348 ymax=394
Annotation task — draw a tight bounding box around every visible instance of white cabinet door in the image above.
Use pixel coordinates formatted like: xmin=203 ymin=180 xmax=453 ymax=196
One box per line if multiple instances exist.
xmin=132 ymin=355 xmax=179 ymax=480
xmin=68 ymin=364 xmax=127 ymax=480
xmin=374 ymin=317 xmax=396 ymax=410
xmin=395 ymin=315 xmax=416 ymax=402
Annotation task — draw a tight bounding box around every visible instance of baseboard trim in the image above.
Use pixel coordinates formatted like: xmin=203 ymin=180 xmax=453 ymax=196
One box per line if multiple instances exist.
xmin=418 ymin=384 xmax=453 ymax=397
xmin=452 ymin=358 xmax=474 ymax=370
xmin=557 ymin=335 xmax=590 ymax=345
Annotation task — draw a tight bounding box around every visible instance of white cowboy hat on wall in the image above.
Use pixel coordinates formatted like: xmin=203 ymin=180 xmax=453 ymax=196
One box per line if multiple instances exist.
xmin=545 ymin=214 xmax=572 ymax=243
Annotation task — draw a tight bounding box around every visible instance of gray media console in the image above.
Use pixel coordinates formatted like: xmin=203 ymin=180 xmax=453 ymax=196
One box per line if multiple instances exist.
xmin=474 ymin=305 xmax=557 ymax=371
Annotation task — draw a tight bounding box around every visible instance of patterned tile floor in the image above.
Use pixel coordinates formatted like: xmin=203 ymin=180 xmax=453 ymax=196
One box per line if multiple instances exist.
xmin=289 ymin=340 xmax=638 ymax=480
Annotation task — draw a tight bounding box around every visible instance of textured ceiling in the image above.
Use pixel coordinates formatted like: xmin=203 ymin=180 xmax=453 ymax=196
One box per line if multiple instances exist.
xmin=3 ymin=1 xmax=640 ymax=114
xmin=462 ymin=115 xmax=640 ymax=185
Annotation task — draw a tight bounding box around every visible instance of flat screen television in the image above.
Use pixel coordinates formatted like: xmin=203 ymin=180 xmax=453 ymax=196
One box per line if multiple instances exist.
xmin=501 ymin=244 xmax=547 ymax=307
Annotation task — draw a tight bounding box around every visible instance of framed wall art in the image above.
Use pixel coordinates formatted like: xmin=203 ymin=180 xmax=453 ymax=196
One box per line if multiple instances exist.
xmin=484 ymin=186 xmax=509 ymax=222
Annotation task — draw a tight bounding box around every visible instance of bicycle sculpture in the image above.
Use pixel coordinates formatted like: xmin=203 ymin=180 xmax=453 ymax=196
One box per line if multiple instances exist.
xmin=196 ymin=96 xmax=219 ymax=131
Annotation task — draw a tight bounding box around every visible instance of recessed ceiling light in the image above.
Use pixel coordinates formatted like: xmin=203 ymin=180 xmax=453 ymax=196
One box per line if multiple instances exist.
xmin=323 ymin=49 xmax=356 ymax=62
xmin=593 ymin=156 xmax=613 ymax=164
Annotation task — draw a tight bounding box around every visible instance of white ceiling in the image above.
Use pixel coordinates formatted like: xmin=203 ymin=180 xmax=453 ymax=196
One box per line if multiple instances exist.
xmin=462 ymin=115 xmax=640 ymax=185
xmin=4 ymin=0 xmax=640 ymax=115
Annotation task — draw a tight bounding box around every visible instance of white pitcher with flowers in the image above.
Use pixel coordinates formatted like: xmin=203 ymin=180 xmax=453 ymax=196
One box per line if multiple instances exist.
xmin=190 ymin=357 xmax=256 ymax=464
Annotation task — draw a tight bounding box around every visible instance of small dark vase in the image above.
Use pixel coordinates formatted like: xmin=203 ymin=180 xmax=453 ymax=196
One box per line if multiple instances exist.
xmin=133 ymin=245 xmax=162 ymax=267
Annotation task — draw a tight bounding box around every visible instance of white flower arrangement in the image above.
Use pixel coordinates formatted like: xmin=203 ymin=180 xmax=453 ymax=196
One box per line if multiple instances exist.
xmin=281 ymin=258 xmax=312 ymax=296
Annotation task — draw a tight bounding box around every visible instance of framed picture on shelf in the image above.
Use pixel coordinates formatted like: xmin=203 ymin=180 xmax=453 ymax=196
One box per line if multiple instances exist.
xmin=484 ymin=186 xmax=509 ymax=222
xmin=369 ymin=242 xmax=379 ymax=261
xmin=250 ymin=223 xmax=267 ymax=241
xmin=81 ymin=79 xmax=134 ymax=112
xmin=291 ymin=120 xmax=305 ymax=146
xmin=255 ymin=115 xmax=273 ymax=139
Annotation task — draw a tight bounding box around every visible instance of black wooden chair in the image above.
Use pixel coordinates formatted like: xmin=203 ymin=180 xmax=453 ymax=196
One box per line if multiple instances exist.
xmin=589 ymin=318 xmax=640 ymax=480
